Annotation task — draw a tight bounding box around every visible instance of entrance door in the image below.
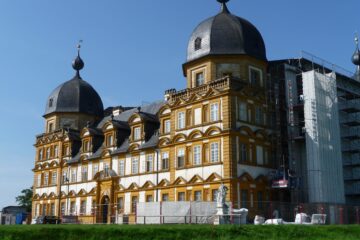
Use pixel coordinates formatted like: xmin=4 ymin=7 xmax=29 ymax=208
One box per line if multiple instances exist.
xmin=102 ymin=196 xmax=110 ymax=224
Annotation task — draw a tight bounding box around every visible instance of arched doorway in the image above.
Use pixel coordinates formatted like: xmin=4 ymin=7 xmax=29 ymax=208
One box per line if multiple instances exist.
xmin=101 ymin=196 xmax=110 ymax=224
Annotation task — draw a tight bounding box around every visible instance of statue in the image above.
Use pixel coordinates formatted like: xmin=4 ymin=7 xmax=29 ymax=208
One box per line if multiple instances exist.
xmin=216 ymin=184 xmax=228 ymax=207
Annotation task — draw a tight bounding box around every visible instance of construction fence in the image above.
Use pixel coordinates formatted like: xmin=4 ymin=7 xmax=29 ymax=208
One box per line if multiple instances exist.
xmin=62 ymin=201 xmax=360 ymax=225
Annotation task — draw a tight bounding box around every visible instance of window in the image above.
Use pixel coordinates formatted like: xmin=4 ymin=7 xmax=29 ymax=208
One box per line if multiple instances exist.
xmin=48 ymin=123 xmax=54 ymax=133
xmin=146 ymin=154 xmax=153 ymax=172
xmin=161 ymin=152 xmax=169 ymax=170
xmin=61 ymin=202 xmax=65 ymax=216
xmin=50 ymin=203 xmax=55 ymax=216
xmin=93 ymin=164 xmax=99 ymax=178
xmin=239 ymin=102 xmax=247 ymax=121
xmin=186 ymin=109 xmax=192 ymax=127
xmin=177 ymin=112 xmax=185 ymax=129
xmin=210 ymin=143 xmax=219 ymax=163
xmin=177 ymin=149 xmax=185 ymax=168
xmin=51 ymin=171 xmax=57 ymax=185
xmin=118 ymin=160 xmax=125 ymax=176
xmin=195 ymin=72 xmax=204 ymax=86
xmin=255 ymin=107 xmax=263 ymax=125
xmin=132 ymin=157 xmax=139 ymax=174
xmin=146 ymin=195 xmax=153 ymax=202
xmin=210 ymin=103 xmax=219 ymax=122
xmin=194 ymin=108 xmax=202 ymax=125
xmin=194 ymin=37 xmax=202 ymax=51
xmin=250 ymin=67 xmax=262 ymax=87
xmin=162 ymin=194 xmax=169 ymax=202
xmin=203 ymin=105 xmax=209 ymax=123
xmin=241 ymin=190 xmax=248 ymax=208
xmin=104 ymin=163 xmax=110 ymax=177
xmin=131 ymin=196 xmax=138 ymax=213
xmin=37 ymin=174 xmax=41 ymax=187
xmin=240 ymin=143 xmax=247 ymax=163
xmin=71 ymin=168 xmax=77 ymax=183
xmin=117 ymin=197 xmax=124 ymax=213
xmin=70 ymin=201 xmax=76 ymax=215
xmin=264 ymin=150 xmax=269 ymax=165
xmin=83 ymin=140 xmax=90 ymax=152
xmin=256 ymin=146 xmax=264 ymax=165
xmin=61 ymin=171 xmax=67 ymax=184
xmin=212 ymin=190 xmax=218 ymax=202
xmin=178 ymin=192 xmax=185 ymax=201
xmin=106 ymin=135 xmax=113 ymax=147
xmin=82 ymin=166 xmax=88 ymax=182
xmin=64 ymin=145 xmax=70 ymax=156
xmin=44 ymin=172 xmax=49 ymax=186
xmin=193 ymin=146 xmax=201 ymax=165
xmin=134 ymin=127 xmax=141 ymax=141
xmin=80 ymin=200 xmax=87 ymax=215
xmin=46 ymin=148 xmax=50 ymax=159
xmin=49 ymin=98 xmax=53 ymax=107
xmin=38 ymin=149 xmax=43 ymax=161
xmin=54 ymin=145 xmax=59 ymax=157
xmin=164 ymin=120 xmax=171 ymax=134
xmin=194 ymin=191 xmax=202 ymax=201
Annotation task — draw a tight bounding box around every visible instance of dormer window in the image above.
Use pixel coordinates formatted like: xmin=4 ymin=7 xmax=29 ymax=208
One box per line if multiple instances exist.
xmin=106 ymin=135 xmax=114 ymax=147
xmin=134 ymin=127 xmax=141 ymax=141
xmin=195 ymin=72 xmax=204 ymax=87
xmin=194 ymin=37 xmax=202 ymax=51
xmin=49 ymin=98 xmax=53 ymax=108
xmin=249 ymin=66 xmax=263 ymax=87
xmin=83 ymin=140 xmax=90 ymax=152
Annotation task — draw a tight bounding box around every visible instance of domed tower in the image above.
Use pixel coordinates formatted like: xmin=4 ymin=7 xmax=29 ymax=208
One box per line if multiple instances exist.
xmin=352 ymin=34 xmax=360 ymax=81
xmin=183 ymin=0 xmax=267 ymax=88
xmin=43 ymin=44 xmax=104 ymax=133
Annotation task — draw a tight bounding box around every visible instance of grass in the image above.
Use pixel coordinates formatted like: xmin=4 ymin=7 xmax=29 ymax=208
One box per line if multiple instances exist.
xmin=0 ymin=224 xmax=359 ymax=240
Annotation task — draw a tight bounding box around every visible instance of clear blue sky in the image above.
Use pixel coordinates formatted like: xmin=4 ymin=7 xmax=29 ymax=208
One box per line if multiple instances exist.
xmin=0 ymin=0 xmax=358 ymax=208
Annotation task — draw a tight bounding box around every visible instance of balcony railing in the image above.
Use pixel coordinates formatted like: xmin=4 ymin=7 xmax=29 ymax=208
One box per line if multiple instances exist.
xmin=165 ymin=76 xmax=249 ymax=103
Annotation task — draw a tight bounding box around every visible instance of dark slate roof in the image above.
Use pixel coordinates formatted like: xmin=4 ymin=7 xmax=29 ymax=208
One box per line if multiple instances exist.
xmin=112 ymin=138 xmax=130 ymax=155
xmin=67 ymin=152 xmax=81 ymax=164
xmin=97 ymin=100 xmax=165 ymax=128
xmin=186 ymin=4 xmax=266 ymax=62
xmin=87 ymin=146 xmax=103 ymax=160
xmin=139 ymin=133 xmax=159 ymax=150
xmin=44 ymin=76 xmax=104 ymax=117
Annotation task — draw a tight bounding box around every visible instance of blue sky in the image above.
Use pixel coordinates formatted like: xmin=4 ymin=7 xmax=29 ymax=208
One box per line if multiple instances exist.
xmin=0 ymin=0 xmax=358 ymax=208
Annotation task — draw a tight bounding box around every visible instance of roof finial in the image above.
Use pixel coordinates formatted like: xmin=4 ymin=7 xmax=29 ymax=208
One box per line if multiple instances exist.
xmin=352 ymin=32 xmax=360 ymax=81
xmin=217 ymin=0 xmax=230 ymax=13
xmin=72 ymin=40 xmax=84 ymax=78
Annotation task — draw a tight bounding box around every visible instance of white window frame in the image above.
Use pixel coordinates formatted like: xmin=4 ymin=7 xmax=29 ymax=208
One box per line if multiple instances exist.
xmin=238 ymin=101 xmax=247 ymax=121
xmin=71 ymin=168 xmax=77 ymax=183
xmin=134 ymin=127 xmax=141 ymax=141
xmin=193 ymin=145 xmax=202 ymax=165
xmin=249 ymin=66 xmax=263 ymax=87
xmin=161 ymin=152 xmax=169 ymax=170
xmin=146 ymin=154 xmax=153 ymax=172
xmin=210 ymin=142 xmax=219 ymax=163
xmin=164 ymin=119 xmax=171 ymax=134
xmin=51 ymin=171 xmax=57 ymax=185
xmin=177 ymin=148 xmax=185 ymax=168
xmin=118 ymin=160 xmax=125 ymax=176
xmin=132 ymin=157 xmax=139 ymax=174
xmin=44 ymin=172 xmax=49 ymax=186
xmin=177 ymin=112 xmax=185 ymax=129
xmin=210 ymin=103 xmax=219 ymax=122
xmin=81 ymin=166 xmax=88 ymax=182
xmin=93 ymin=164 xmax=99 ymax=178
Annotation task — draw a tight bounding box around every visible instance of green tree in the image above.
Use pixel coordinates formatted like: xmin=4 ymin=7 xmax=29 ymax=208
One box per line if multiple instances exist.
xmin=15 ymin=187 xmax=33 ymax=212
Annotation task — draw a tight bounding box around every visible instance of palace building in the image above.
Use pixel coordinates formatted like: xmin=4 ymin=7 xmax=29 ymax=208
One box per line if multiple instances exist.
xmin=32 ymin=0 xmax=360 ymax=224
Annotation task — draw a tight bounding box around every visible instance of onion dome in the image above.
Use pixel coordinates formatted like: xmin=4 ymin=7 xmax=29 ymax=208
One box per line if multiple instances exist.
xmin=352 ymin=35 xmax=360 ymax=80
xmin=186 ymin=0 xmax=267 ymax=63
xmin=44 ymin=43 xmax=104 ymax=117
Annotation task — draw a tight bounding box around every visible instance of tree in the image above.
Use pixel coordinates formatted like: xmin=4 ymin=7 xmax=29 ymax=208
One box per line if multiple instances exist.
xmin=15 ymin=187 xmax=33 ymax=212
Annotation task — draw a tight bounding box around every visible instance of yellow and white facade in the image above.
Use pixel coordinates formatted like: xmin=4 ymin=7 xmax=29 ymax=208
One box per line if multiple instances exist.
xmin=32 ymin=0 xmax=276 ymax=223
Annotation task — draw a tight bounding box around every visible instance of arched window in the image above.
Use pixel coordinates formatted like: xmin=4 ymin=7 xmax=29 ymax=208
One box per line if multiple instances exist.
xmin=194 ymin=38 xmax=202 ymax=51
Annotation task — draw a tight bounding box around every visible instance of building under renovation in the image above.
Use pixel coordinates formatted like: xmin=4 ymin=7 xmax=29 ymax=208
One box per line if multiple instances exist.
xmin=31 ymin=0 xmax=360 ymax=224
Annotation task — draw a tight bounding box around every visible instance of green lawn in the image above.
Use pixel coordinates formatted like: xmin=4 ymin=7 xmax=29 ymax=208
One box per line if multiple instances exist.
xmin=0 ymin=224 xmax=359 ymax=240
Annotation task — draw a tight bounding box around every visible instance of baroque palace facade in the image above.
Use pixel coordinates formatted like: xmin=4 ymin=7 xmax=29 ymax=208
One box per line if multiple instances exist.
xmin=32 ymin=0 xmax=277 ymax=223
